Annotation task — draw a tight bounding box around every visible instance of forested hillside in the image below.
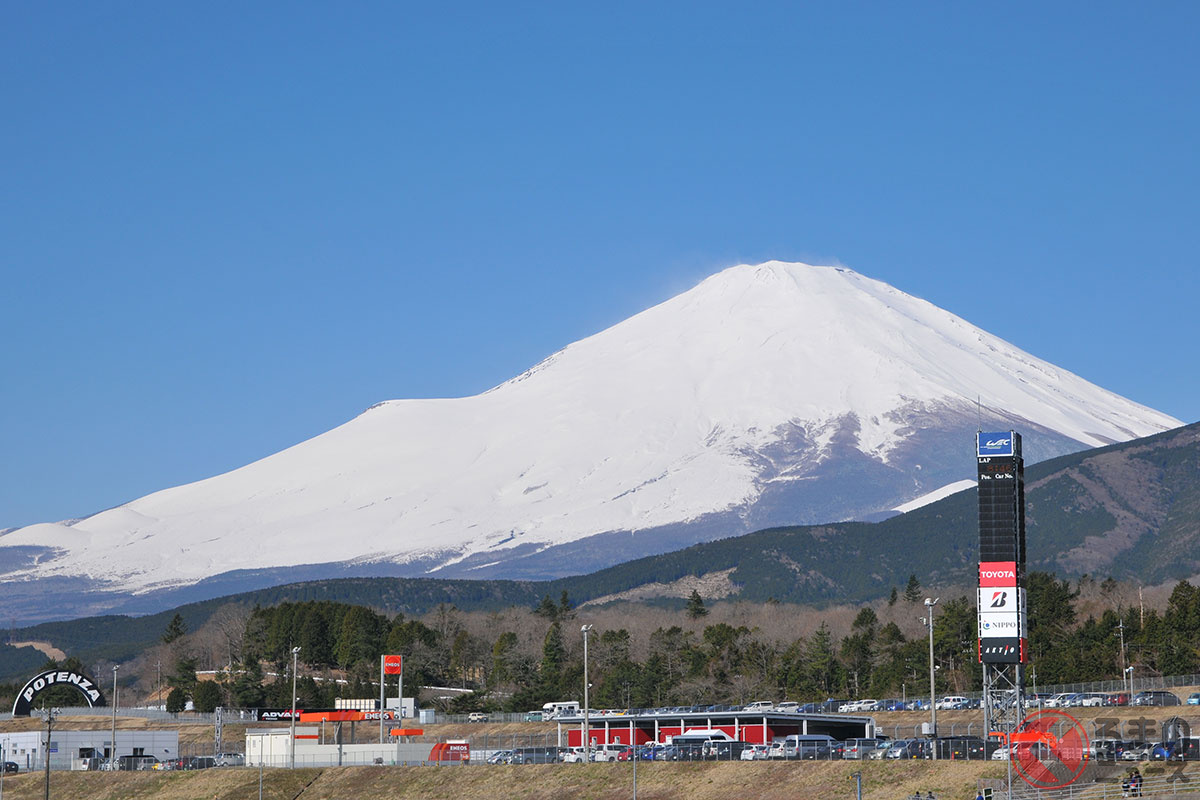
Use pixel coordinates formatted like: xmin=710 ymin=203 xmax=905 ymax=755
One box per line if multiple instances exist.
xmin=8 ymin=573 xmax=1200 ymax=716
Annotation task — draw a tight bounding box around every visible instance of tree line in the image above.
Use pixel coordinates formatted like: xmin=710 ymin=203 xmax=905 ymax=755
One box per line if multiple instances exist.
xmin=4 ymin=572 xmax=1200 ymax=714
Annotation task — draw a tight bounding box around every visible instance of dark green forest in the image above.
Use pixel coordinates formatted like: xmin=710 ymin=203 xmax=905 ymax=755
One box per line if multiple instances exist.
xmin=9 ymin=573 xmax=1198 ymax=715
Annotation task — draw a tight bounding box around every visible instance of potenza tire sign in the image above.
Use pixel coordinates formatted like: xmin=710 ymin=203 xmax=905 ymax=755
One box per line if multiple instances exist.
xmin=12 ymin=669 xmax=106 ymax=716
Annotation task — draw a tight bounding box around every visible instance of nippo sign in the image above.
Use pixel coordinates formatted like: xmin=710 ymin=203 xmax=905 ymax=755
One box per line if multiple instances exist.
xmin=383 ymin=655 xmax=403 ymax=675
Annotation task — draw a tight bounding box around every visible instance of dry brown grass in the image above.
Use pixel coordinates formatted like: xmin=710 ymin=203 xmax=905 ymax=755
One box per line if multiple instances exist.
xmin=2 ymin=756 xmax=1199 ymax=800
xmin=0 ymin=761 xmax=1011 ymax=800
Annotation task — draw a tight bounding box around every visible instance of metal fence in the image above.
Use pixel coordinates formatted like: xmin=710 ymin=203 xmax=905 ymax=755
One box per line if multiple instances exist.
xmin=1005 ymin=770 xmax=1199 ymax=800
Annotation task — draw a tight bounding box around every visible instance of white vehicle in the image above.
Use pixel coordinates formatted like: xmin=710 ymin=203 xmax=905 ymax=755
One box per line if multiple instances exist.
xmin=741 ymin=743 xmax=771 ymax=760
xmin=742 ymin=700 xmax=774 ymax=713
xmin=935 ymin=696 xmax=968 ymax=710
xmin=1080 ymin=693 xmax=1107 ymax=707
xmin=668 ymin=729 xmax=735 ymax=746
xmin=542 ymin=701 xmax=581 ymax=720
xmin=781 ymin=734 xmax=837 ymax=758
xmin=768 ymin=739 xmax=787 ymax=759
xmin=1044 ymin=693 xmax=1072 ymax=708
xmin=589 ymin=744 xmax=626 ymax=762
xmin=560 ymin=747 xmax=587 ymax=763
xmin=775 ymin=701 xmax=799 ymax=713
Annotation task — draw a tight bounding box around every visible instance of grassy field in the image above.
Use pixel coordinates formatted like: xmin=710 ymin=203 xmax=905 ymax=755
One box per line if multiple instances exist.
xmin=5 ymin=702 xmax=1200 ymax=800
xmin=4 ymin=759 xmax=1199 ymax=800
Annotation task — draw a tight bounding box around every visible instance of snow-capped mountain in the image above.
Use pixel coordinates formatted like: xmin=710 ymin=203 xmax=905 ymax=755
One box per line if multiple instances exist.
xmin=0 ymin=262 xmax=1182 ymax=611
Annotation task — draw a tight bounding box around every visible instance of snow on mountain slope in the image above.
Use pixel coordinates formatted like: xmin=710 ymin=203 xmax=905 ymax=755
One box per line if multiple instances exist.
xmin=0 ymin=262 xmax=1182 ymax=595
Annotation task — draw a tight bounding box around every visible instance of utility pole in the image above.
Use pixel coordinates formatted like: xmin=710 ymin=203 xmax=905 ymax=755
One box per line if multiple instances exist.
xmin=155 ymin=661 xmax=162 ymax=710
xmin=39 ymin=706 xmax=58 ymax=800
xmin=1116 ymin=619 xmax=1127 ymax=675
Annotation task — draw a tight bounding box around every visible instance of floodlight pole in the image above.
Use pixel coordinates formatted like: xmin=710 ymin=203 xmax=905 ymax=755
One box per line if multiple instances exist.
xmin=290 ymin=646 xmax=301 ymax=769
xmin=925 ymin=597 xmax=939 ymax=759
xmin=581 ymin=624 xmax=593 ymax=764
xmin=111 ymin=665 xmax=120 ymax=768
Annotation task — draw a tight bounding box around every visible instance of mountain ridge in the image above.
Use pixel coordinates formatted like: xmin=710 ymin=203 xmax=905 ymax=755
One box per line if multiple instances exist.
xmin=0 ymin=261 xmax=1181 ymax=616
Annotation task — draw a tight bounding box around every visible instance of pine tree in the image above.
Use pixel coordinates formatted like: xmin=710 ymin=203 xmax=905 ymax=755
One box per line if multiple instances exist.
xmin=540 ymin=622 xmax=566 ymax=695
xmin=686 ymin=590 xmax=709 ymax=619
xmin=904 ymin=574 xmax=922 ymax=603
xmin=888 ymin=587 xmax=898 ymax=606
xmin=166 ymin=687 xmax=187 ymax=713
xmin=162 ymin=613 xmax=187 ymax=645
xmin=535 ymin=594 xmax=559 ymax=620
xmin=192 ymin=680 xmax=222 ymax=713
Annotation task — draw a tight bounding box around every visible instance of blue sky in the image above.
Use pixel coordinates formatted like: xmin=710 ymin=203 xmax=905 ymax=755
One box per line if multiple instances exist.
xmin=2 ymin=2 xmax=1197 ymax=529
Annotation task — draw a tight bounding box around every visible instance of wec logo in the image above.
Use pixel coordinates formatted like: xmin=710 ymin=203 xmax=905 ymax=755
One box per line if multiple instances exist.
xmin=986 ymin=438 xmax=1011 ymax=448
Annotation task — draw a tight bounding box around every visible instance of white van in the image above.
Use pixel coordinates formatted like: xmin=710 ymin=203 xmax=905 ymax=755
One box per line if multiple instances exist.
xmin=935 ymin=696 xmax=968 ymax=710
xmin=782 ymin=734 xmax=837 ymax=759
xmin=742 ymin=700 xmax=774 ymax=713
xmin=589 ymin=744 xmax=627 ymax=762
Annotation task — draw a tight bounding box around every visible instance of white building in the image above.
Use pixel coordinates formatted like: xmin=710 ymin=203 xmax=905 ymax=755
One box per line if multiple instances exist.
xmin=0 ymin=729 xmax=179 ymax=771
xmin=246 ymin=728 xmax=443 ymax=767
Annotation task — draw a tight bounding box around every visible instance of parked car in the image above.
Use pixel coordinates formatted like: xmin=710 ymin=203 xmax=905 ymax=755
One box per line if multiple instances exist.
xmin=187 ymin=756 xmax=216 ymax=770
xmin=1106 ymin=692 xmax=1131 ymax=707
xmin=740 ymin=744 xmax=771 ymax=761
xmin=886 ymin=740 xmax=929 ymax=760
xmin=842 ymin=738 xmax=881 ymax=759
xmin=742 ymin=700 xmax=774 ymax=713
xmin=591 ymin=744 xmax=630 ymax=762
xmin=487 ymin=750 xmax=513 ymax=764
xmin=775 ymin=701 xmax=800 ymax=713
xmin=937 ymin=736 xmax=988 ymax=760
xmin=1092 ymin=739 xmax=1130 ymax=761
xmin=1121 ymin=742 xmax=1152 ymax=761
xmin=703 ymin=741 xmax=752 ymax=760
xmin=1132 ymin=691 xmax=1181 ymax=707
xmin=467 ymin=712 xmax=490 ymax=723
xmin=995 ymin=742 xmax=1051 ymax=761
xmin=3 ymin=762 xmax=18 ymax=775
xmin=216 ymin=752 xmax=244 ymax=767
xmin=1151 ymin=741 xmax=1179 ymax=761
xmin=509 ymin=747 xmax=563 ymax=764
xmin=1079 ymin=692 xmax=1108 ymax=707
xmin=1187 ymin=694 xmax=1200 ymax=706
xmin=935 ymin=696 xmax=968 ymax=710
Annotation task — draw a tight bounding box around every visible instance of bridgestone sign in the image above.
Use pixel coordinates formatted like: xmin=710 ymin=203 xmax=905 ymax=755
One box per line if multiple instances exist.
xmin=12 ymin=669 xmax=106 ymax=717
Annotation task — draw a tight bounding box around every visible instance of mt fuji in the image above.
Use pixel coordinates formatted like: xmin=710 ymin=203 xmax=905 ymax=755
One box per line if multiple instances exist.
xmin=0 ymin=262 xmax=1182 ymax=613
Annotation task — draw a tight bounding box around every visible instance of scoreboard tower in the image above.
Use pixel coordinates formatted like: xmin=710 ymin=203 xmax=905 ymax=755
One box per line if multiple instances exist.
xmin=977 ymin=431 xmax=1027 ymax=737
